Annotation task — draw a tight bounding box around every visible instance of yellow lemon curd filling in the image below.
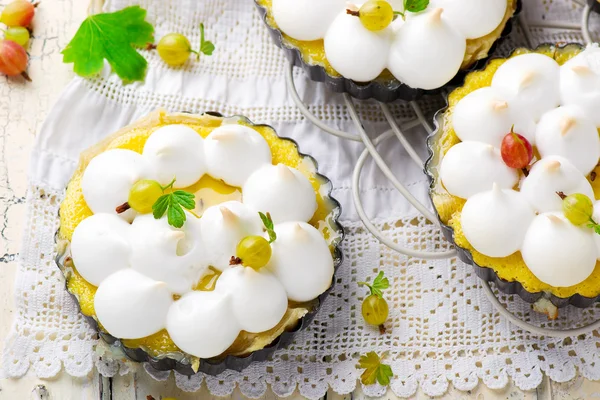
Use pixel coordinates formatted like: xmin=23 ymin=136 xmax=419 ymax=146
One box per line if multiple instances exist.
xmin=430 ymin=44 xmax=600 ymax=299
xmin=59 ymin=110 xmax=336 ymax=358
xmin=256 ymin=0 xmax=517 ymax=82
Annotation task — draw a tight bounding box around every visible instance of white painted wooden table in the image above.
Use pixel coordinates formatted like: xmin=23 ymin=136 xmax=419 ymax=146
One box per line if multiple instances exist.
xmin=0 ymin=0 xmax=599 ymax=398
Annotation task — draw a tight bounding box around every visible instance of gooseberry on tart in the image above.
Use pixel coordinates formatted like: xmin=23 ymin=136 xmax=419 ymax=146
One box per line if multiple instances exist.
xmin=56 ymin=110 xmax=343 ymax=374
xmin=255 ymin=0 xmax=519 ymax=101
xmin=426 ymin=43 xmax=600 ymax=307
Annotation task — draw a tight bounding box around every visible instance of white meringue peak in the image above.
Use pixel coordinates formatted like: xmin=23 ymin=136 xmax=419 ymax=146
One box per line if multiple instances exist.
xmin=461 ymin=184 xmax=535 ymax=258
xmin=560 ymin=44 xmax=600 ymax=127
xmin=129 ymin=213 xmax=207 ymax=294
xmin=243 ymin=164 xmax=317 ymax=224
xmin=143 ymin=124 xmax=206 ymax=189
xmin=204 ymin=124 xmax=272 ymax=187
xmin=166 ymin=290 xmax=240 ymax=359
xmin=271 ymin=0 xmax=345 ymax=41
xmin=521 ymin=212 xmax=596 ymax=287
xmin=520 ymin=156 xmax=594 ymax=213
xmin=452 ymin=87 xmax=536 ymax=147
xmin=267 ymin=222 xmax=334 ymax=302
xmin=535 ymin=105 xmax=600 ymax=175
xmin=81 ymin=149 xmax=147 ymax=222
xmin=388 ymin=8 xmax=466 ymax=90
xmin=216 ymin=266 xmax=288 ymax=333
xmin=200 ymin=201 xmax=264 ymax=271
xmin=94 ymin=269 xmax=173 ymax=339
xmin=440 ymin=141 xmax=518 ymax=199
xmin=429 ymin=0 xmax=507 ymax=39
xmin=324 ymin=10 xmax=391 ymax=82
xmin=491 ymin=53 xmax=561 ymax=122
xmin=71 ymin=213 xmax=131 ymax=287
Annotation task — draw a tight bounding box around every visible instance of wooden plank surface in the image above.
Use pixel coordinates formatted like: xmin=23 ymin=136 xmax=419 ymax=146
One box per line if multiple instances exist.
xmin=0 ymin=0 xmax=599 ymax=398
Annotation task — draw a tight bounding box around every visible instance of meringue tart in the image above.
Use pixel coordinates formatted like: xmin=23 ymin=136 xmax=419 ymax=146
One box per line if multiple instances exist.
xmin=255 ymin=0 xmax=519 ymax=101
xmin=56 ymin=110 xmax=343 ymax=373
xmin=426 ymin=44 xmax=600 ymax=307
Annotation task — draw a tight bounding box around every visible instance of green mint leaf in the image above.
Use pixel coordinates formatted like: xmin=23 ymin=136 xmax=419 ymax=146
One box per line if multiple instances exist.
xmin=173 ymin=190 xmax=196 ymax=210
xmin=167 ymin=199 xmax=186 ymax=228
xmin=358 ymin=352 xmax=393 ymax=386
xmin=259 ymin=212 xmax=277 ymax=243
xmin=152 ymin=194 xmax=170 ymax=219
xmin=403 ymin=0 xmax=429 ymax=13
xmin=62 ymin=6 xmax=154 ymax=83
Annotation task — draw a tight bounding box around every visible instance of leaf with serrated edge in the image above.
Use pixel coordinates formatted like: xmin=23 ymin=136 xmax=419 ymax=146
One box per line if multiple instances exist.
xmin=152 ymin=194 xmax=170 ymax=219
xmin=377 ymin=364 xmax=393 ymax=386
xmin=62 ymin=6 xmax=154 ymax=82
xmin=358 ymin=352 xmax=393 ymax=387
xmin=167 ymin=201 xmax=186 ymax=228
xmin=173 ymin=191 xmax=195 ymax=210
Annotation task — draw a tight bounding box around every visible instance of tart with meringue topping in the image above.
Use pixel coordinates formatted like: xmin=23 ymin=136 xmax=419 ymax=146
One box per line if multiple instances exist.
xmin=56 ymin=110 xmax=343 ymax=373
xmin=427 ymin=43 xmax=600 ymax=307
xmin=255 ymin=0 xmax=519 ymax=101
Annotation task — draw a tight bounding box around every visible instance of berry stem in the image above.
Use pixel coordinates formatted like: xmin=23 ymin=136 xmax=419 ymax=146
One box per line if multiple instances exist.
xmin=145 ymin=43 xmax=157 ymax=50
xmin=346 ymin=9 xmax=360 ymax=16
xmin=21 ymin=71 xmax=31 ymax=81
xmin=161 ymin=178 xmax=176 ymax=191
xmin=556 ymin=191 xmax=567 ymax=200
xmin=521 ymin=167 xmax=529 ymax=177
xmin=378 ymin=324 xmax=386 ymax=334
xmin=358 ymin=281 xmax=376 ymax=297
xmin=229 ymin=256 xmax=242 ymax=266
xmin=115 ymin=202 xmax=131 ymax=214
xmin=393 ymin=11 xmax=405 ymax=19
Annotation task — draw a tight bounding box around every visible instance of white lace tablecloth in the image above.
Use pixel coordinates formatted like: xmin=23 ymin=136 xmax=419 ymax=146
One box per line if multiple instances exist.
xmin=4 ymin=0 xmax=600 ymax=398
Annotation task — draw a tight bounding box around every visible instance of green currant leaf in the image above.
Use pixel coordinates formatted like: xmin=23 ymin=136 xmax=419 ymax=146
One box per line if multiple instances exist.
xmin=167 ymin=199 xmax=186 ymax=228
xmin=376 ymin=364 xmax=393 ymax=386
xmin=152 ymin=194 xmax=170 ymax=219
xmin=173 ymin=190 xmax=196 ymax=210
xmin=199 ymin=23 xmax=215 ymax=56
xmin=588 ymin=221 xmax=600 ymax=235
xmin=358 ymin=352 xmax=393 ymax=386
xmin=152 ymin=180 xmax=196 ymax=228
xmin=62 ymin=6 xmax=154 ymax=83
xmin=358 ymin=271 xmax=389 ymax=298
xmin=403 ymin=0 xmax=429 ymax=13
xmin=259 ymin=212 xmax=277 ymax=243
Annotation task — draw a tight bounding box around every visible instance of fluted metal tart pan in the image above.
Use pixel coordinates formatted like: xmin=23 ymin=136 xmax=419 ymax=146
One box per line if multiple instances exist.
xmin=424 ymin=44 xmax=600 ymax=309
xmin=254 ymin=0 xmax=521 ymax=103
xmin=55 ymin=111 xmax=345 ymax=376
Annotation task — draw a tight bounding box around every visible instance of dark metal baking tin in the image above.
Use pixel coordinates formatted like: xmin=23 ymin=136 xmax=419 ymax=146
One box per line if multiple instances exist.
xmin=424 ymin=44 xmax=599 ymax=309
xmin=55 ymin=112 xmax=345 ymax=376
xmin=254 ymin=0 xmax=521 ymax=103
